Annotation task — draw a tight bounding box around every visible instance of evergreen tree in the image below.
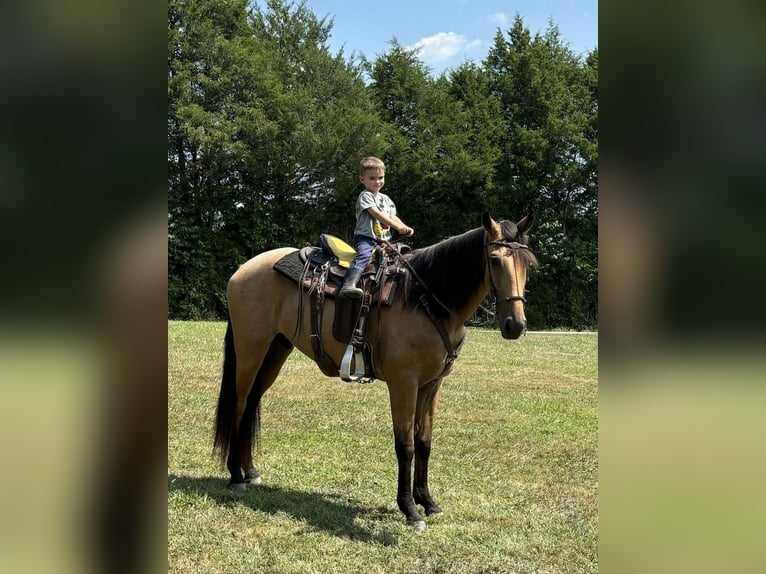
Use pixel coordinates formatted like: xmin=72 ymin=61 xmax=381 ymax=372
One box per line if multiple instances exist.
xmin=167 ymin=4 xmax=598 ymax=328
xmin=368 ymin=42 xmax=502 ymax=245
xmin=168 ymin=0 xmax=381 ymax=317
xmin=484 ymin=16 xmax=598 ymax=328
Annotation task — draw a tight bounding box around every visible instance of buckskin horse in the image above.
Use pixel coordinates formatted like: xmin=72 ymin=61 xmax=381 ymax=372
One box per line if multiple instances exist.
xmin=213 ymin=212 xmax=538 ymax=532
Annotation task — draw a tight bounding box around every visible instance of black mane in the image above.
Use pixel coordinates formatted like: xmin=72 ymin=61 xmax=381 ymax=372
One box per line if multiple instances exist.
xmin=402 ymin=227 xmax=487 ymax=319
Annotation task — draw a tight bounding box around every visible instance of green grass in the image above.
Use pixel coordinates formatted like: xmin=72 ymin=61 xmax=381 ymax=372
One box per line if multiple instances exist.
xmin=168 ymin=322 xmax=597 ymax=574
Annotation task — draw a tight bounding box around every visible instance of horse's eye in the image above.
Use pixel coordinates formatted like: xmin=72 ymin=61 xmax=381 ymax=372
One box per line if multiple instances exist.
xmin=489 ymin=256 xmax=502 ymax=267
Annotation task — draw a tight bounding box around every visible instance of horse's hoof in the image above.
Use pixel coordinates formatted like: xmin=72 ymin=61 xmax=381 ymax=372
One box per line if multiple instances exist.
xmin=245 ymin=476 xmax=262 ymax=486
xmin=228 ymin=482 xmax=247 ymax=492
xmin=409 ymin=520 xmax=426 ymax=534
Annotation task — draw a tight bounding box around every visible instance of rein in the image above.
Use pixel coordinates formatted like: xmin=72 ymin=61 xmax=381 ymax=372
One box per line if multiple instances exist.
xmin=386 ymin=246 xmax=464 ymax=371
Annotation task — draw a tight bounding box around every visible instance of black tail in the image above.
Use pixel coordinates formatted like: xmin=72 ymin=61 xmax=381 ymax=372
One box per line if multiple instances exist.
xmin=213 ymin=320 xmax=237 ymax=465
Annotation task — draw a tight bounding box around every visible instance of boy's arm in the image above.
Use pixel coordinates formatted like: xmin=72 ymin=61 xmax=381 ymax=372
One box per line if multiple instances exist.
xmin=389 ymin=214 xmax=414 ymax=235
xmin=365 ymin=207 xmax=414 ymax=236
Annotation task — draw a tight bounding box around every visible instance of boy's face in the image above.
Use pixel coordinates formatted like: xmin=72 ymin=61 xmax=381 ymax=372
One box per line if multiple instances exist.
xmin=360 ymin=168 xmax=385 ymax=193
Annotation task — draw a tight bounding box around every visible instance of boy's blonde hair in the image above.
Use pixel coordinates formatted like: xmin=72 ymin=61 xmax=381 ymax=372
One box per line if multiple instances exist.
xmin=359 ymin=156 xmax=386 ymax=175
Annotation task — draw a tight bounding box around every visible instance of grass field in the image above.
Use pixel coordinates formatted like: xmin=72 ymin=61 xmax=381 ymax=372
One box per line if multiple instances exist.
xmin=168 ymin=321 xmax=598 ymax=574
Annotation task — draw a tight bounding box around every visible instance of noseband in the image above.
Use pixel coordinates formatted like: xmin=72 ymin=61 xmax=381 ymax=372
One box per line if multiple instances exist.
xmin=485 ymin=241 xmax=529 ymax=306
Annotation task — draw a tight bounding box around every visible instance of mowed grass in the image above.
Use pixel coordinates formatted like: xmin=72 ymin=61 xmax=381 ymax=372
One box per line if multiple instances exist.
xmin=168 ymin=321 xmax=597 ymax=574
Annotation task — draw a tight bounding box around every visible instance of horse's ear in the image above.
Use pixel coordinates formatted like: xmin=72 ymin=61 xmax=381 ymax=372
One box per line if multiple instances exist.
xmin=517 ymin=212 xmax=535 ymax=234
xmin=482 ymin=211 xmax=500 ymax=234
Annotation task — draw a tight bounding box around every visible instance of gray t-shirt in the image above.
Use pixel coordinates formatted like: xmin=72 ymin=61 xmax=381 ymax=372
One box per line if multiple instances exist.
xmin=354 ymin=190 xmax=397 ymax=240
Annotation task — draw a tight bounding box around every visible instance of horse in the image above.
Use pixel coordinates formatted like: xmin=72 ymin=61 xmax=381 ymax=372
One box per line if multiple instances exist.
xmin=213 ymin=212 xmax=538 ymax=532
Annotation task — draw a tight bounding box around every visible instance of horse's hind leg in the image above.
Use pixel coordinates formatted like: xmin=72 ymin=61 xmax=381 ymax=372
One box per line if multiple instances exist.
xmin=223 ymin=332 xmax=274 ymax=489
xmin=239 ymin=334 xmax=293 ymax=485
xmin=413 ymin=378 xmax=444 ymax=516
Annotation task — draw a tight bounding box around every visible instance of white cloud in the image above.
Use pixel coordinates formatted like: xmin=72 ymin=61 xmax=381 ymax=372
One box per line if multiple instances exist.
xmin=490 ymin=12 xmax=509 ymax=26
xmin=407 ymin=32 xmax=482 ymax=64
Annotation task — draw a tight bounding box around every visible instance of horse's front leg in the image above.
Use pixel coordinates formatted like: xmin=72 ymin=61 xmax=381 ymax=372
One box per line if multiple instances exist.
xmin=387 ymin=380 xmax=425 ymax=532
xmin=413 ymin=378 xmax=444 ymax=516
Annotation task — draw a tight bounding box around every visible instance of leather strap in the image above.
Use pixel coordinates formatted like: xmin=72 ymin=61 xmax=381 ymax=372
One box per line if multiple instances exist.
xmin=385 ymin=244 xmax=466 ymax=376
xmin=309 ymin=263 xmax=340 ymax=377
xmin=340 ymin=282 xmax=376 ymax=382
xmin=417 ymin=294 xmax=465 ymax=376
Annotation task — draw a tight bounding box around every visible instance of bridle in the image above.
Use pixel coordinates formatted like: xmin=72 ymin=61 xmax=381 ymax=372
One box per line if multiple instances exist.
xmin=485 ymin=240 xmax=529 ymax=307
xmin=380 ymin=236 xmax=529 ymax=372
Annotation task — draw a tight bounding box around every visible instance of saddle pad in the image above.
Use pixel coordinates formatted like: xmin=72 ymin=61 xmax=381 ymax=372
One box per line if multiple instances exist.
xmin=272 ymin=250 xmax=307 ymax=283
xmin=272 ymin=249 xmax=359 ymax=346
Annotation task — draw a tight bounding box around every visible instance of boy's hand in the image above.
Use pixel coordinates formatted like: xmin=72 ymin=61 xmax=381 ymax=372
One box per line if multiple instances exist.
xmin=398 ymin=225 xmax=414 ymax=237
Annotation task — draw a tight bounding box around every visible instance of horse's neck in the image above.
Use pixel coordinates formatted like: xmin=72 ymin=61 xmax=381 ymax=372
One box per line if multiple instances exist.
xmin=413 ymin=228 xmax=488 ymax=322
xmin=455 ymin=276 xmax=490 ymax=321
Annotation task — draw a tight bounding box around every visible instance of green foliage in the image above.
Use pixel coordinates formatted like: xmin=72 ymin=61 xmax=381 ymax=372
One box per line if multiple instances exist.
xmin=168 ymin=1 xmax=598 ymax=329
xmin=168 ymin=0 xmax=382 ymax=317
xmin=484 ymin=16 xmax=598 ymax=328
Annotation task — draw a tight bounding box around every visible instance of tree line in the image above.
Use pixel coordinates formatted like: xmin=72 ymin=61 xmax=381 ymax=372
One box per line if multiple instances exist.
xmin=168 ymin=0 xmax=598 ymax=329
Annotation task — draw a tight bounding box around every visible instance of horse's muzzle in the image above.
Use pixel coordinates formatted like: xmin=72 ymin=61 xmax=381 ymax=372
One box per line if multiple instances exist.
xmin=501 ymin=317 xmax=526 ymax=339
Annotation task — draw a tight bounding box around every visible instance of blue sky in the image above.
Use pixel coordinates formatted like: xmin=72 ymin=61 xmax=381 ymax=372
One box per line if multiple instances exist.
xmin=296 ymin=0 xmax=598 ymax=75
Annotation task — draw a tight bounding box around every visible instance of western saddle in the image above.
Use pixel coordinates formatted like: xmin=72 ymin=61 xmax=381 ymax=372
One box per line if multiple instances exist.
xmin=273 ymin=234 xmax=408 ymax=383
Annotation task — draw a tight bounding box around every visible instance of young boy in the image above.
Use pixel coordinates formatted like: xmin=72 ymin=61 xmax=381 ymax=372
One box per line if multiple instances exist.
xmin=340 ymin=157 xmax=414 ymax=298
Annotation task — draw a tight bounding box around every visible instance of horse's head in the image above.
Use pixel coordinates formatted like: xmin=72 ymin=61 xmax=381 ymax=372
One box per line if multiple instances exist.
xmin=482 ymin=212 xmax=538 ymax=339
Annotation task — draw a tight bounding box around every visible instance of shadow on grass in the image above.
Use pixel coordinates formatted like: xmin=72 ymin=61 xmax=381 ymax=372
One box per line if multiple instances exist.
xmin=168 ymin=474 xmax=401 ymax=544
